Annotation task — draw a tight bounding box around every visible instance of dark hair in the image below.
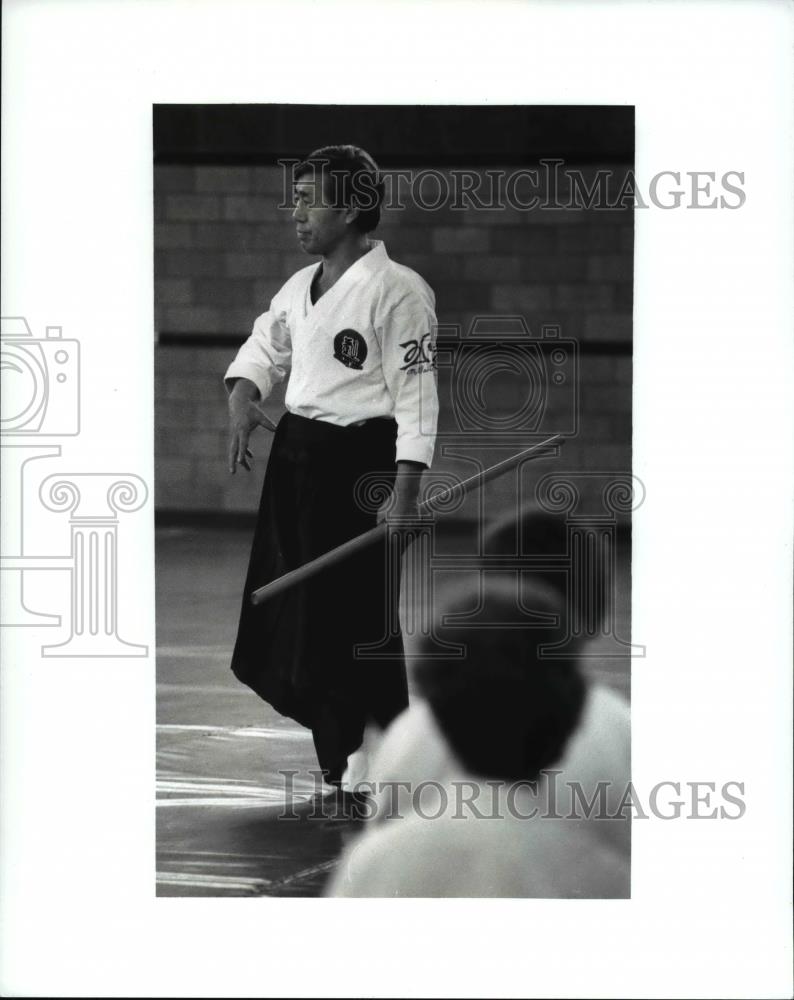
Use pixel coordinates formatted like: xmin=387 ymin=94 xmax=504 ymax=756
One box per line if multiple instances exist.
xmin=415 ymin=574 xmax=587 ymax=783
xmin=484 ymin=504 xmax=608 ymax=634
xmin=294 ymin=144 xmax=384 ymax=233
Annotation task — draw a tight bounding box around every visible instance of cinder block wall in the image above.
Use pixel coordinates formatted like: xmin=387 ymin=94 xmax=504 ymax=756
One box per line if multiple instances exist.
xmin=154 ymin=164 xmax=633 ymax=517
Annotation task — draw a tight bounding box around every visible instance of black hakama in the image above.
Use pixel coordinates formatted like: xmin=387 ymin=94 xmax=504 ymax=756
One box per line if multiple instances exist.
xmin=230 ymin=411 xmax=408 ymax=784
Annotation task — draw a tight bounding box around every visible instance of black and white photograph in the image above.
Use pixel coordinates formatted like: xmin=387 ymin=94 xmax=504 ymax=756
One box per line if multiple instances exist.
xmin=153 ymin=104 xmax=637 ymax=898
xmin=1 ymin=2 xmax=792 ymax=997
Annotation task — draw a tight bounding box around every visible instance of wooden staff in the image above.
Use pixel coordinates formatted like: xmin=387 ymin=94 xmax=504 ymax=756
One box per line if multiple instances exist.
xmin=250 ymin=435 xmax=561 ymax=606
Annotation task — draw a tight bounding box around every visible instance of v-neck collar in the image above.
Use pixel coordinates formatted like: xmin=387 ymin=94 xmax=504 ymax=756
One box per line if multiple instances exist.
xmin=305 ymin=240 xmax=387 ymax=315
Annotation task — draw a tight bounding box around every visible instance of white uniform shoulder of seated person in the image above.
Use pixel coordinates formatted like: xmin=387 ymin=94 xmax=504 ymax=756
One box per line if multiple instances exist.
xmin=326 ymin=683 xmax=630 ymax=898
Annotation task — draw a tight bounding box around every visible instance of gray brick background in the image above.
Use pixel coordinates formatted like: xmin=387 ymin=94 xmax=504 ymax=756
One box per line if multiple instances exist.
xmin=154 ymin=163 xmax=633 ymax=516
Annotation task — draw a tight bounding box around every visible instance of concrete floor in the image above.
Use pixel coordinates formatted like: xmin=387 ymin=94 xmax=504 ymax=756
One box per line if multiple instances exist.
xmin=156 ymin=521 xmax=631 ymax=897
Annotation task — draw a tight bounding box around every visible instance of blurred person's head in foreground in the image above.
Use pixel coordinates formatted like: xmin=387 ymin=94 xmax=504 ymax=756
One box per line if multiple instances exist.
xmin=484 ymin=503 xmax=609 ymax=637
xmin=414 ymin=571 xmax=587 ymax=784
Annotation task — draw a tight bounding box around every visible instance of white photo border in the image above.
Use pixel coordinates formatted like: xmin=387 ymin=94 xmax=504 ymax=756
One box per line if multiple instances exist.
xmin=1 ymin=1 xmax=792 ymax=997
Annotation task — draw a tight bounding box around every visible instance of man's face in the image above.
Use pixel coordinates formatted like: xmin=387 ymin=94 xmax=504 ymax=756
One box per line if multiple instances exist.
xmin=292 ymin=174 xmax=351 ymax=255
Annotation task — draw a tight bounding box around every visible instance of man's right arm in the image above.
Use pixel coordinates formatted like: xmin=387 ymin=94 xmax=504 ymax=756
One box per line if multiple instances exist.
xmin=225 ymin=307 xmax=292 ymax=474
xmin=227 ymin=377 xmax=277 ymax=474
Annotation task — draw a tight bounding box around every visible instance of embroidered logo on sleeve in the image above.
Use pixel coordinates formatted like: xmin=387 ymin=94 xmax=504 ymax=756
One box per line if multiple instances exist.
xmin=400 ymin=332 xmax=436 ymax=374
xmin=333 ymin=329 xmax=368 ymax=370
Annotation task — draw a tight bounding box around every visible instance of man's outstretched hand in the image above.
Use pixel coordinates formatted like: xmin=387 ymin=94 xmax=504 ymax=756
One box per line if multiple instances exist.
xmin=227 ymin=378 xmax=277 ymax=474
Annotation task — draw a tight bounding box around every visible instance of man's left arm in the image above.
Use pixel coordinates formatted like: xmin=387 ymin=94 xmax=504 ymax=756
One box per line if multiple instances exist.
xmin=379 ymin=286 xmax=439 ymax=520
xmin=390 ymin=459 xmax=426 ymax=520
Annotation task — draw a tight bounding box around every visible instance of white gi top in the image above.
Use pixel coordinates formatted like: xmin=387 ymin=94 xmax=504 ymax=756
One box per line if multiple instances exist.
xmin=224 ymin=240 xmax=439 ymax=467
xmin=326 ymin=686 xmax=631 ymax=898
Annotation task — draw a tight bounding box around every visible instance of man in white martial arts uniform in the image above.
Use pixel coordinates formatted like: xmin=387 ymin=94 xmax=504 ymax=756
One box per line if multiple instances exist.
xmin=224 ymin=145 xmax=439 ymax=799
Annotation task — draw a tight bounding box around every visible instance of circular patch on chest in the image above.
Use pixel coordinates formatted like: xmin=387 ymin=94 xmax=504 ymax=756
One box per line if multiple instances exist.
xmin=333 ymin=329 xmax=368 ymax=370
